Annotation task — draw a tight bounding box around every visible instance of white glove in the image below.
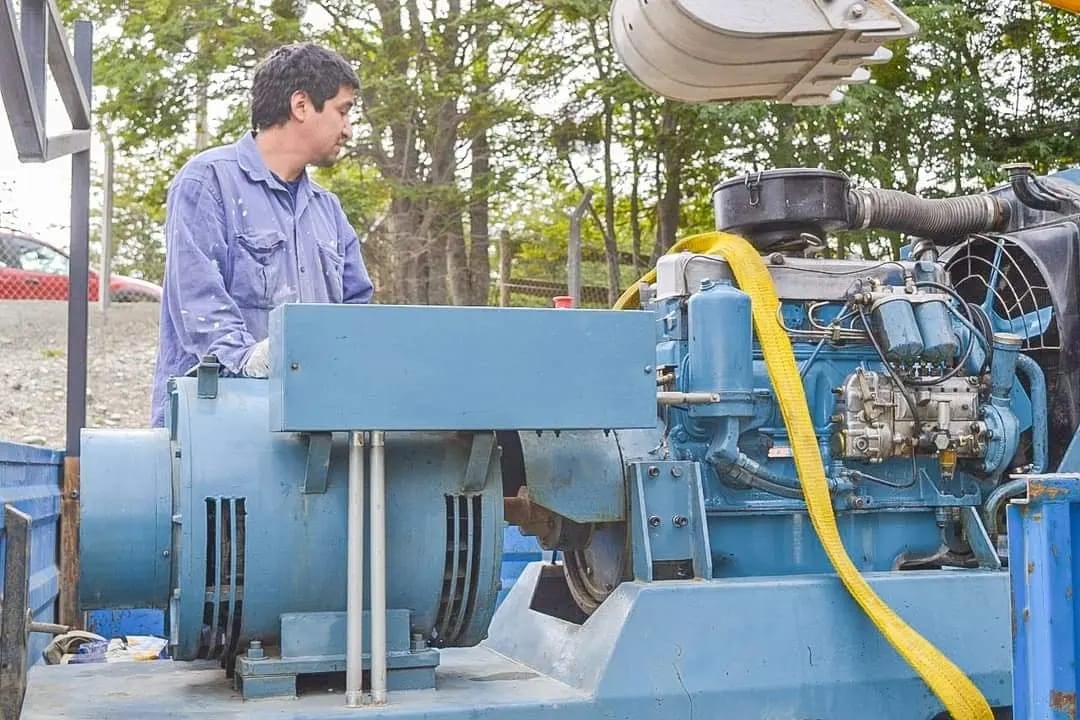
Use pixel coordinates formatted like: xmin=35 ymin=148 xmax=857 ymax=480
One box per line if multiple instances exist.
xmin=242 ymin=338 xmax=270 ymax=378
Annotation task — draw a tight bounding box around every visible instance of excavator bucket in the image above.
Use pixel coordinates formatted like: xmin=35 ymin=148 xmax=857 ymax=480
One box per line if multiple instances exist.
xmin=610 ymin=0 xmax=918 ymax=105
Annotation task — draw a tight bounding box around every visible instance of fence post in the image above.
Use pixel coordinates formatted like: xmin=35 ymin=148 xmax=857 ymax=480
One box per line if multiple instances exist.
xmin=567 ymin=190 xmax=592 ymax=308
xmin=99 ymin=132 xmax=113 ymax=309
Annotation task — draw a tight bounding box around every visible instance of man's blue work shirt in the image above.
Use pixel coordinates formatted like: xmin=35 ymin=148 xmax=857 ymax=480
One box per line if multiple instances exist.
xmin=150 ymin=132 xmax=373 ymax=427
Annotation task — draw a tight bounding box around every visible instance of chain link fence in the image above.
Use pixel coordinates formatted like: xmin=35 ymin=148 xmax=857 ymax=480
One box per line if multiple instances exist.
xmin=0 ymin=228 xmax=161 ymax=303
xmin=493 ymin=235 xmax=649 ymax=309
xmin=0 ymin=228 xmax=161 ymax=450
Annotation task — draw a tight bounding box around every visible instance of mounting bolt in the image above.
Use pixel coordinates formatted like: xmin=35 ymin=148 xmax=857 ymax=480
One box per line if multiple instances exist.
xmin=672 ymin=515 xmax=688 ymax=528
xmin=850 ymin=2 xmax=866 ymax=18
xmin=644 ymin=365 xmax=654 ymax=374
xmin=648 ymin=515 xmax=661 ymax=528
xmin=290 ymin=362 xmax=300 ymax=371
xmin=648 ymin=466 xmax=660 ymax=477
xmin=671 ymin=466 xmax=682 ymax=478
xmin=247 ymin=640 xmax=265 ymax=660
xmin=411 ymin=633 xmax=426 ymax=652
xmin=161 ymin=549 xmax=170 ymax=558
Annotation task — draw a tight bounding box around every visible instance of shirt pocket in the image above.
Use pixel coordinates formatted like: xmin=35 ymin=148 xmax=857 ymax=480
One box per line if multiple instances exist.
xmin=316 ymin=241 xmax=344 ymax=304
xmin=232 ymin=229 xmax=291 ymax=309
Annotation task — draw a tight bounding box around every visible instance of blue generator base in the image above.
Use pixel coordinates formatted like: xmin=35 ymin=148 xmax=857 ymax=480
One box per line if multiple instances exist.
xmin=24 ymin=563 xmax=1012 ymax=719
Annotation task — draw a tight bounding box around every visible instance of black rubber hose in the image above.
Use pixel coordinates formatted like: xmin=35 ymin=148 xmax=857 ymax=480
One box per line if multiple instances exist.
xmin=847 ymin=188 xmax=1010 ymax=243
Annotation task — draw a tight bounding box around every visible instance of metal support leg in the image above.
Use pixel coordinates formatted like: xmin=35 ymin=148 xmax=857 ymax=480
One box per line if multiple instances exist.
xmin=370 ymin=430 xmax=388 ymax=705
xmin=345 ymin=431 xmax=365 ymax=708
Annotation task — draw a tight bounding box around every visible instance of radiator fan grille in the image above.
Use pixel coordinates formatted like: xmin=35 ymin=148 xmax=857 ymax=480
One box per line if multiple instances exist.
xmin=945 ymin=233 xmax=1059 ymax=351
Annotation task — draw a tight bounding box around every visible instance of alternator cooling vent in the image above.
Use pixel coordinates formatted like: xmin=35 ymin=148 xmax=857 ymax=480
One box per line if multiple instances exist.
xmin=201 ymin=496 xmax=246 ymax=668
xmin=946 ymin=233 xmax=1059 ymax=351
xmin=434 ymin=494 xmax=483 ymax=646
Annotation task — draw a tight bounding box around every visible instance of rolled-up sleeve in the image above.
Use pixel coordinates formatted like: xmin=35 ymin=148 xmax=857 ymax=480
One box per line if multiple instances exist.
xmin=163 ymin=176 xmax=258 ymax=373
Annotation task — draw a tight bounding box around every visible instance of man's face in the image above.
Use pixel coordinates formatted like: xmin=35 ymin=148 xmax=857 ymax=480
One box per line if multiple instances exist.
xmin=304 ymin=85 xmax=355 ymax=167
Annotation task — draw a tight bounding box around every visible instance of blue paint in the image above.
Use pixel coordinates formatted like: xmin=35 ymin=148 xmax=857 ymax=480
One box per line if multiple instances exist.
xmin=79 ymin=429 xmax=171 ymax=609
xmin=871 ymin=297 xmax=924 ymax=363
xmin=82 ymin=379 xmax=505 ymax=659
xmin=516 ymin=430 xmax=627 ymax=524
xmin=1007 ymin=475 xmax=1080 ymax=720
xmin=1016 ymin=353 xmax=1048 ymax=472
xmin=268 ymin=303 xmax=658 ymax=432
xmin=23 ymin=563 xmax=1014 ymax=718
xmin=686 ymin=279 xmax=754 ymax=417
xmin=85 ymin=609 xmax=165 ymax=639
xmin=498 ymin=526 xmax=546 ymax=606
xmin=0 ymin=441 xmax=62 ymax=666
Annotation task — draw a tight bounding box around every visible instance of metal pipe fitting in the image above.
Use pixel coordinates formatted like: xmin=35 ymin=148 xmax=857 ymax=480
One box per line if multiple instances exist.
xmin=370 ymin=430 xmax=388 ymax=705
xmin=345 ymin=431 xmax=365 ymax=708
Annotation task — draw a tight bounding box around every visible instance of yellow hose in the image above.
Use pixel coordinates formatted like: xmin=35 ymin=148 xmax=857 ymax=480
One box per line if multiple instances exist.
xmin=1040 ymin=0 xmax=1080 ymax=11
xmin=616 ymin=232 xmax=993 ymax=720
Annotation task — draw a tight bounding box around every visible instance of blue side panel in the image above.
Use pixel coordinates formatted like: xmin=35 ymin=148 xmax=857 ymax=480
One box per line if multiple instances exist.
xmin=85 ymin=609 xmax=166 ymax=639
xmin=0 ymin=441 xmax=63 ymax=665
xmin=268 ymin=304 xmax=658 ymax=432
xmin=1051 ymin=167 xmax=1080 ymax=186
xmin=1008 ymin=475 xmax=1080 ymax=720
xmin=498 ymin=526 xmax=545 ymax=606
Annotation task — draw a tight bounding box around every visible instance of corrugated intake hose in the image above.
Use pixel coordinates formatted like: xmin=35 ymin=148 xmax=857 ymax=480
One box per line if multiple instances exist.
xmin=847 ymin=187 xmax=1009 ymax=242
xmin=616 ymin=231 xmax=993 ymax=720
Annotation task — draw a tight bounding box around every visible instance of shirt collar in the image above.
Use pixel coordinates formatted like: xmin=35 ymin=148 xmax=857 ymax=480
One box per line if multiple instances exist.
xmin=236 ymin=131 xmax=325 ymax=197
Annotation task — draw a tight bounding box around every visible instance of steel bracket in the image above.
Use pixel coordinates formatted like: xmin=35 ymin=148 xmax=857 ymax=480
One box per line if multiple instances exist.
xmin=302 ymin=432 xmax=333 ymax=494
xmin=196 ymin=355 xmax=221 ymax=399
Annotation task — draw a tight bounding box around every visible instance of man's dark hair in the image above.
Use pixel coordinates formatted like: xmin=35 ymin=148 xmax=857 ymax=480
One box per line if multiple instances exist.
xmin=250 ymin=43 xmax=359 ymax=131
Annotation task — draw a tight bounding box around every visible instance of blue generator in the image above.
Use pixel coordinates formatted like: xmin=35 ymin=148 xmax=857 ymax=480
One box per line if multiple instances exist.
xmin=11 ymin=164 xmax=1080 ymax=719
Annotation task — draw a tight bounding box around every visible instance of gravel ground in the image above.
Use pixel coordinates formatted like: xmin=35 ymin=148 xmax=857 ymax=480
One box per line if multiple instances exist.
xmin=0 ymin=300 xmax=160 ymax=449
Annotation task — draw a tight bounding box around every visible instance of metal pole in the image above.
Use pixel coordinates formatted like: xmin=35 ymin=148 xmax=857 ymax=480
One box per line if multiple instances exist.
xmin=60 ymin=18 xmax=92 ymax=630
xmin=370 ymin=430 xmax=388 ymax=705
xmin=345 ymin=431 xmax=366 ymax=708
xmin=20 ymin=0 xmax=46 ymax=115
xmin=99 ymin=133 xmax=113 ymax=308
xmin=568 ymin=190 xmax=591 ymax=308
xmin=66 ymin=19 xmax=91 ymax=456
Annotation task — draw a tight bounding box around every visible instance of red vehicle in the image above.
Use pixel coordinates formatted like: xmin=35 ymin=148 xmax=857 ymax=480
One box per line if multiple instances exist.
xmin=0 ymin=231 xmax=162 ymax=302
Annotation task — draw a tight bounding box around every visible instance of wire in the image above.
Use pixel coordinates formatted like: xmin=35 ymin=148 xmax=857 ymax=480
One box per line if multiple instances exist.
xmin=848 ymin=451 xmax=920 ymax=490
xmin=907 ymin=281 xmax=979 ymax=386
xmin=857 ymin=305 xmax=924 ymax=438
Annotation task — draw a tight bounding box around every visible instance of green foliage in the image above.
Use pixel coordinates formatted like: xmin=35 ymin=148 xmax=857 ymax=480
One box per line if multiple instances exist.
xmin=64 ymin=0 xmax=1080 ymax=303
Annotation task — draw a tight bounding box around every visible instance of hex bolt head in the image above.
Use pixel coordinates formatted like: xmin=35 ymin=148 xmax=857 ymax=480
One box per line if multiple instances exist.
xmin=672 ymin=515 xmax=688 ymax=528
xmin=648 ymin=515 xmax=661 ymax=528
xmin=671 ymin=466 xmax=682 ymax=478
xmin=648 ymin=466 xmax=660 ymax=477
xmin=247 ymin=640 xmax=265 ymax=660
xmin=850 ymin=3 xmax=866 ymax=17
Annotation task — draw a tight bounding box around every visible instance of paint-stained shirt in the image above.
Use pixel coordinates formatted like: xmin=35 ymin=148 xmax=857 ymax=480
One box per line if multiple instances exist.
xmin=150 ymin=132 xmax=373 ymax=426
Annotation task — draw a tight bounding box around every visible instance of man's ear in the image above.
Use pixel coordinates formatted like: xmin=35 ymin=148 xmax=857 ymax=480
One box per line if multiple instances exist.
xmin=290 ymin=90 xmax=310 ymax=122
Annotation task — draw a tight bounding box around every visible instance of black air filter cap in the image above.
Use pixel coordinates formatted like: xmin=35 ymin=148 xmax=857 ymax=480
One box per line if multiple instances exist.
xmin=713 ymin=168 xmax=851 ymax=250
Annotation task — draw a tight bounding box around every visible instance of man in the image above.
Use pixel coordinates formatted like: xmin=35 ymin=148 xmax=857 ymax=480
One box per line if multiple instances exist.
xmin=150 ymin=43 xmax=373 ymax=427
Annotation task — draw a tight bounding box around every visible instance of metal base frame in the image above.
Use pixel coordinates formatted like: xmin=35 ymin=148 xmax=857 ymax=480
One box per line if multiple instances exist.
xmin=233 ymin=609 xmax=438 ymax=700
xmin=24 ymin=563 xmax=1014 ymax=718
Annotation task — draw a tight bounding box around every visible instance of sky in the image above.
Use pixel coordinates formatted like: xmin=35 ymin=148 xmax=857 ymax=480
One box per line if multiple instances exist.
xmin=0 ymin=80 xmax=107 ymax=252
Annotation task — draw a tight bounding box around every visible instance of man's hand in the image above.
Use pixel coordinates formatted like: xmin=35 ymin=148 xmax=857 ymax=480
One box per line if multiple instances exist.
xmin=242 ymin=338 xmax=270 ymax=378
